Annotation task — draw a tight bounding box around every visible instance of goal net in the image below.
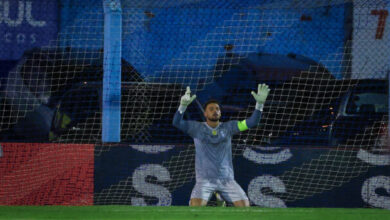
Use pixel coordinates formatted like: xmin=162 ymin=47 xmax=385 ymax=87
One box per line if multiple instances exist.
xmin=0 ymin=0 xmax=389 ymax=208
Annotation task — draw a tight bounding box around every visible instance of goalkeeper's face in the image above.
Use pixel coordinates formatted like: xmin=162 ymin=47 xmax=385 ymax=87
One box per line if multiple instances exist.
xmin=204 ymin=103 xmax=221 ymax=122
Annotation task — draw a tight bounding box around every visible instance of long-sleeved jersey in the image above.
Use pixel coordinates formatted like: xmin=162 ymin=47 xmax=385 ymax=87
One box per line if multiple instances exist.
xmin=173 ymin=109 xmax=261 ymax=181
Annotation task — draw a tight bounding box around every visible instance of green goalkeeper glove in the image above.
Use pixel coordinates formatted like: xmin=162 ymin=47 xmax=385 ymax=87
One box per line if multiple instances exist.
xmin=251 ymin=83 xmax=270 ymax=111
xmin=179 ymin=86 xmax=196 ymax=113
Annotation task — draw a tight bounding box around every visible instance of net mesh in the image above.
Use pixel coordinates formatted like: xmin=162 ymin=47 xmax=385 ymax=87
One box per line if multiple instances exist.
xmin=0 ymin=0 xmax=389 ymax=208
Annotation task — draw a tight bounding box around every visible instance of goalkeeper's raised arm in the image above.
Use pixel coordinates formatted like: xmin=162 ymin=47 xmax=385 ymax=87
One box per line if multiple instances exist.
xmin=237 ymin=83 xmax=270 ymax=132
xmin=172 ymin=86 xmax=197 ymax=136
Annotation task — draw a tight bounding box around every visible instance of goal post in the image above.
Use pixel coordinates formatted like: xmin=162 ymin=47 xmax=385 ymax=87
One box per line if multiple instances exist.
xmin=102 ymin=0 xmax=122 ymax=143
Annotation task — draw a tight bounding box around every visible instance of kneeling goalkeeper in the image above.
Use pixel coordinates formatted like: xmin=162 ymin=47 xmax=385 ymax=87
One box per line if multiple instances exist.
xmin=172 ymin=84 xmax=270 ymax=207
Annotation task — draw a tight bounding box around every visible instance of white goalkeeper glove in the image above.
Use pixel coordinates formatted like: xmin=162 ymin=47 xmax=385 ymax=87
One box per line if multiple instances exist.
xmin=251 ymin=83 xmax=270 ymax=111
xmin=179 ymin=86 xmax=197 ymax=113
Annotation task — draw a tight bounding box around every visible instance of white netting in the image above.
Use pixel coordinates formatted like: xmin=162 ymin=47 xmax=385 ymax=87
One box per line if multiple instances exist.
xmin=0 ymin=0 xmax=388 ymax=208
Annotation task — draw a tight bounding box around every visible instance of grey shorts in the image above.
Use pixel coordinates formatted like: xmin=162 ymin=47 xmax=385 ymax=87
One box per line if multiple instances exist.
xmin=190 ymin=179 xmax=248 ymax=203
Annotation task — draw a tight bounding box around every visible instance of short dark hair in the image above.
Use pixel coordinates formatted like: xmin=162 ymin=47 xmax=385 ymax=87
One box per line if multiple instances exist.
xmin=203 ymin=99 xmax=220 ymax=110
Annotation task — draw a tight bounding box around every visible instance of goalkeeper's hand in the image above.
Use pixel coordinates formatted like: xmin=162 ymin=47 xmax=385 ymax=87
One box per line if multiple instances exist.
xmin=251 ymin=83 xmax=270 ymax=111
xmin=179 ymin=86 xmax=196 ymax=113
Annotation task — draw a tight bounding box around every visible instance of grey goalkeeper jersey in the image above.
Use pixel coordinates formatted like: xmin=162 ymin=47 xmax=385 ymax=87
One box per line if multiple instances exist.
xmin=176 ymin=117 xmax=241 ymax=181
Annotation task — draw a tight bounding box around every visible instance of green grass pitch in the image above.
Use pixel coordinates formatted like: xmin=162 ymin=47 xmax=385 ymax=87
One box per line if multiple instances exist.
xmin=0 ymin=206 xmax=389 ymax=220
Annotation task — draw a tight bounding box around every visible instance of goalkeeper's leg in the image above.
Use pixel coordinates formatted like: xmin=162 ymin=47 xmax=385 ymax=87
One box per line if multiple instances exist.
xmin=218 ymin=180 xmax=250 ymax=207
xmin=189 ymin=180 xmax=215 ymax=207
xmin=233 ymin=199 xmax=250 ymax=207
xmin=189 ymin=198 xmax=208 ymax=206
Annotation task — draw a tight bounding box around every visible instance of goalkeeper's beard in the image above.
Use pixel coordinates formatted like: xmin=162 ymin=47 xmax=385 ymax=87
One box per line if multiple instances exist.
xmin=207 ymin=115 xmax=220 ymax=122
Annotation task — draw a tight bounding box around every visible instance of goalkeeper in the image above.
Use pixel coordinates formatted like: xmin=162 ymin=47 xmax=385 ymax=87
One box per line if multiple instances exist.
xmin=172 ymin=84 xmax=270 ymax=207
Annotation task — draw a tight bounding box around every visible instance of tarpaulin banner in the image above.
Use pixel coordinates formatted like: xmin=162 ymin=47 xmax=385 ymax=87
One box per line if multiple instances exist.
xmin=0 ymin=0 xmax=58 ymax=60
xmin=0 ymin=143 xmax=94 ymax=205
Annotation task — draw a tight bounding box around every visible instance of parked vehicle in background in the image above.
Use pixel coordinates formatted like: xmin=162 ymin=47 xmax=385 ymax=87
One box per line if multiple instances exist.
xmin=0 ymin=47 xmax=143 ymax=142
xmin=0 ymin=47 xmax=204 ymax=143
xmin=272 ymin=79 xmax=388 ymax=149
xmin=197 ymin=52 xmax=336 ymax=145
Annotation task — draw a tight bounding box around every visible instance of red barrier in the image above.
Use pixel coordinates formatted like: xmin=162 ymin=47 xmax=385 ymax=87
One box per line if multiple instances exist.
xmin=0 ymin=143 xmax=94 ymax=205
